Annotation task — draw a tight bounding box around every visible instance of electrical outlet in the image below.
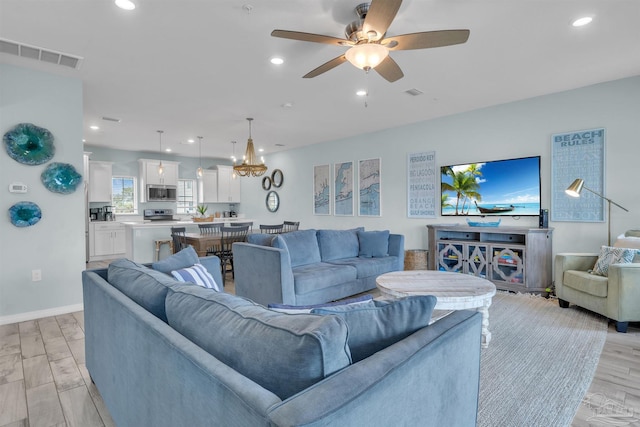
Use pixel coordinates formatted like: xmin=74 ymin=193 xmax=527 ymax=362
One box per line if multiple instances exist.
xmin=32 ymin=269 xmax=42 ymax=282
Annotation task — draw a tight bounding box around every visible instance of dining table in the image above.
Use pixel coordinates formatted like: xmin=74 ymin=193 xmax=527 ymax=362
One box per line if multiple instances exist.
xmin=183 ymin=232 xmax=223 ymax=257
xmin=184 ymin=231 xmax=257 ymax=257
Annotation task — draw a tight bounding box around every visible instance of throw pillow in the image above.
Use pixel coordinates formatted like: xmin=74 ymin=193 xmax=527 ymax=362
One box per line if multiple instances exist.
xmin=268 ymin=294 xmax=374 ymax=314
xmin=152 ymin=246 xmax=199 ymax=274
xmin=357 ymin=230 xmax=390 ymax=258
xmin=312 ymin=295 xmax=437 ymax=363
xmin=171 ymin=263 xmax=220 ymax=291
xmin=591 ymin=246 xmax=636 ymax=276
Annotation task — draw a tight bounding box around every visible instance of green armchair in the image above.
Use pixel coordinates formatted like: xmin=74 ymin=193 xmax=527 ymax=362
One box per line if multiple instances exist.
xmin=555 ymin=252 xmax=640 ymax=332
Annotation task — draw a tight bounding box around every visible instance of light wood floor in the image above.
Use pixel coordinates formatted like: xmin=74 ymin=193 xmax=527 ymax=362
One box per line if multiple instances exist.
xmin=1 ymin=262 xmax=638 ymax=426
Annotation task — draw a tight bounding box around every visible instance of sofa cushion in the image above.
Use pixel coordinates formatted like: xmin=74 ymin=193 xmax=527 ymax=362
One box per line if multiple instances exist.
xmin=108 ymin=258 xmax=181 ymax=322
xmin=327 ymin=256 xmax=399 ymax=278
xmin=171 ymin=263 xmax=220 ymax=291
xmin=564 ymin=270 xmax=609 ymax=297
xmin=273 ymin=229 xmax=321 ymax=267
xmin=357 ymin=230 xmax=390 ymax=258
xmin=317 ymin=228 xmax=363 ymax=261
xmin=165 ymin=285 xmax=351 ymax=400
xmin=625 ymin=230 xmax=640 ymax=238
xmin=247 ymin=233 xmax=276 ymax=246
xmin=151 ymin=246 xmax=199 ymax=274
xmin=312 ymin=296 xmax=437 ymax=362
xmin=292 ymin=262 xmax=358 ymax=295
xmin=268 ymin=294 xmax=374 ymax=314
xmin=591 ymin=245 xmax=636 ymax=276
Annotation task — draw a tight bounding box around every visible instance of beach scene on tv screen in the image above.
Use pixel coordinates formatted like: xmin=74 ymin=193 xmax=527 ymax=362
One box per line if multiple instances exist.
xmin=441 ymin=157 xmax=541 ymax=216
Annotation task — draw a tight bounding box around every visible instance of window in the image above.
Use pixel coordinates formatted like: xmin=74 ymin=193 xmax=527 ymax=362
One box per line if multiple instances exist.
xmin=177 ymin=179 xmax=196 ymax=214
xmin=112 ymin=176 xmax=137 ymax=214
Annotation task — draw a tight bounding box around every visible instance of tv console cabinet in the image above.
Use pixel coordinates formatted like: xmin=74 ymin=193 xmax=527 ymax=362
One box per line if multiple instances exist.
xmin=426 ymin=224 xmax=553 ymax=293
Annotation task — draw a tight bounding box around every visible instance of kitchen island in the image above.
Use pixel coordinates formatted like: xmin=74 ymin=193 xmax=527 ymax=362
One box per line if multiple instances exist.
xmin=121 ymin=219 xmax=252 ymax=263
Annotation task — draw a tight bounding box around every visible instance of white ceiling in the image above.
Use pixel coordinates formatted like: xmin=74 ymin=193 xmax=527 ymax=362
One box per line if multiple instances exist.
xmin=1 ymin=0 xmax=639 ymax=160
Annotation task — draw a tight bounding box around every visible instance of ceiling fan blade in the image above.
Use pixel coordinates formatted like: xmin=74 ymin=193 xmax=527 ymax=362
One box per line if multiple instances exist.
xmin=362 ymin=0 xmax=402 ymax=41
xmin=271 ymin=30 xmax=352 ymax=46
xmin=384 ymin=29 xmax=470 ymax=51
xmin=374 ymin=55 xmax=404 ymax=82
xmin=303 ymin=55 xmax=348 ymax=78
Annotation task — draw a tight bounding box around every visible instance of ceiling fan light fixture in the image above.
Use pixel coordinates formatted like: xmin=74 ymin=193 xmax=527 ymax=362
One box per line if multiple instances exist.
xmin=345 ymin=43 xmax=388 ymax=70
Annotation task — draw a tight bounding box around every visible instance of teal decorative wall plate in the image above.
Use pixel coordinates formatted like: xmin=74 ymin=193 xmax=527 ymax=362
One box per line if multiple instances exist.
xmin=9 ymin=201 xmax=42 ymax=227
xmin=3 ymin=123 xmax=56 ymax=165
xmin=41 ymin=162 xmax=83 ymax=194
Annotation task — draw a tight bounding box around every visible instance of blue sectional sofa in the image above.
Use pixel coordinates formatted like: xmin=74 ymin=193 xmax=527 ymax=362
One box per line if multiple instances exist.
xmin=82 ymin=249 xmax=482 ymax=427
xmin=233 ymin=228 xmax=405 ymax=306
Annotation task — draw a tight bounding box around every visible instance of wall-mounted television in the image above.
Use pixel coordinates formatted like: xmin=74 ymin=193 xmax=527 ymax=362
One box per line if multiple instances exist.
xmin=441 ymin=156 xmax=541 ymax=216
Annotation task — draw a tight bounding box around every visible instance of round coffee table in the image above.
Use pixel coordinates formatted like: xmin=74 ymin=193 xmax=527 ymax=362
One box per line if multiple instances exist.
xmin=376 ymin=270 xmax=497 ymax=348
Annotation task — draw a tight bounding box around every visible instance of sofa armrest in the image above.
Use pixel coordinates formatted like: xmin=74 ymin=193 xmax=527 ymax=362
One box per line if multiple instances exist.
xmin=233 ymin=242 xmax=296 ymax=306
xmin=388 ymin=234 xmax=405 ymax=270
xmin=606 ymin=263 xmax=640 ymax=321
xmin=268 ymin=310 xmax=481 ymax=426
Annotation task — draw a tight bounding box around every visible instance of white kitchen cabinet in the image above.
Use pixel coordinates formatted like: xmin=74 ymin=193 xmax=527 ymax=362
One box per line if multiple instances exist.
xmin=90 ymin=222 xmax=126 ymax=260
xmin=138 ymin=159 xmax=180 ymax=202
xmin=199 ymin=170 xmax=218 ymax=203
xmin=216 ymin=165 xmax=241 ymax=203
xmin=88 ymin=161 xmax=113 ymax=202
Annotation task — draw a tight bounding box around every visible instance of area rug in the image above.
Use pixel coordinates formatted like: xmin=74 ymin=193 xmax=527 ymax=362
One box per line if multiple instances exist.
xmin=477 ymin=292 xmax=607 ymax=427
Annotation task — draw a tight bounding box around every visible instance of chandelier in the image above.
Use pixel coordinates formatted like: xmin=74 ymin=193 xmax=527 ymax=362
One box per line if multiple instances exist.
xmin=233 ymin=118 xmax=267 ymax=177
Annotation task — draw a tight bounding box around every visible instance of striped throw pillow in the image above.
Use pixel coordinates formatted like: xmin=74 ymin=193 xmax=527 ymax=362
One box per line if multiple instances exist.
xmin=171 ymin=263 xmax=220 ymax=291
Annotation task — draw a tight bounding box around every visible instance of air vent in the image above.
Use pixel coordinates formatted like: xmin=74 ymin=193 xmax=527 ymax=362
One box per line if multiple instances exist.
xmin=404 ymin=88 xmax=424 ymax=96
xmin=0 ymin=38 xmax=83 ymax=70
xmin=102 ymin=116 xmax=121 ymax=122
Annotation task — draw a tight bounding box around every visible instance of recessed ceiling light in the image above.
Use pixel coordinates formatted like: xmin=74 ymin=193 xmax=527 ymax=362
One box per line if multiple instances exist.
xmin=270 ymin=57 xmax=284 ymax=65
xmin=258 ymin=148 xmax=264 ymax=152
xmin=90 ymin=125 xmax=100 ymax=130
xmin=572 ymin=16 xmax=593 ymax=27
xmin=188 ymin=139 xmax=195 ymax=143
xmin=356 ymin=90 xmax=368 ymax=96
xmin=115 ymin=0 xmax=136 ymax=10
xmin=82 ymin=139 xmax=86 ymax=142
xmin=165 ymin=148 xmax=172 ymax=152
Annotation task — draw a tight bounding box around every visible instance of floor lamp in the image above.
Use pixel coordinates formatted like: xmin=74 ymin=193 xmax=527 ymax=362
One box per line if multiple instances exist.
xmin=565 ymin=178 xmax=629 ymax=246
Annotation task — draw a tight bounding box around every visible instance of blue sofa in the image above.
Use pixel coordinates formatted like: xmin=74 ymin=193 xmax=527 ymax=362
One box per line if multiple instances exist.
xmin=82 ymin=250 xmax=482 ymax=427
xmin=233 ymin=228 xmax=405 ymax=306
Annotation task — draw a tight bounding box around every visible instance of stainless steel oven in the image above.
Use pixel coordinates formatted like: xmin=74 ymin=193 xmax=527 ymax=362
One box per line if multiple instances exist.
xmin=147 ymin=184 xmax=177 ymax=201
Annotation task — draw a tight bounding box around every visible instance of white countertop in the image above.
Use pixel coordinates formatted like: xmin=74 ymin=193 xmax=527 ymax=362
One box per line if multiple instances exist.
xmin=120 ymin=218 xmax=252 ymax=228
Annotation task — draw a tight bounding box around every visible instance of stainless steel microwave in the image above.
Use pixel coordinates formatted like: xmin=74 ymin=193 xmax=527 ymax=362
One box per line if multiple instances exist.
xmin=147 ymin=184 xmax=177 ymax=201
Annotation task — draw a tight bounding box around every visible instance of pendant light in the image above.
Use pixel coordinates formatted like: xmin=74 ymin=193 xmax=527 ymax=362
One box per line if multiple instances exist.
xmin=233 ymin=118 xmax=267 ymax=177
xmin=231 ymin=140 xmax=238 ymax=179
xmin=157 ymin=130 xmax=164 ymax=176
xmin=196 ymin=136 xmax=203 ymax=178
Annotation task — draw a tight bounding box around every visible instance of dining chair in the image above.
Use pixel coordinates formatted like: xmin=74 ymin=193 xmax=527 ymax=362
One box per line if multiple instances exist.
xmin=283 ymin=221 xmax=300 ymax=232
xmin=170 ymin=227 xmax=187 ymax=253
xmin=260 ymin=224 xmax=284 ymax=234
xmin=215 ymin=225 xmax=250 ymax=285
xmin=198 ymin=223 xmax=223 ymax=255
xmin=231 ymin=221 xmax=253 ymax=232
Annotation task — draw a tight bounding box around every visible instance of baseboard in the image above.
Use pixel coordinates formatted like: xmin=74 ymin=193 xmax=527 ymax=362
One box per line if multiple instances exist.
xmin=0 ymin=303 xmax=84 ymax=326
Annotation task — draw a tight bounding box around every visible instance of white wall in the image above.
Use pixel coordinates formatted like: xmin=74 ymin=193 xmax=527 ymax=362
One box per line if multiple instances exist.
xmin=0 ymin=64 xmax=84 ymax=322
xmin=241 ymin=76 xmax=640 ymax=256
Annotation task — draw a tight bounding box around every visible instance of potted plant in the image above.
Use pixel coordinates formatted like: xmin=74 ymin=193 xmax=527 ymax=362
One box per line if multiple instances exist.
xmin=194 ymin=205 xmax=212 ymax=222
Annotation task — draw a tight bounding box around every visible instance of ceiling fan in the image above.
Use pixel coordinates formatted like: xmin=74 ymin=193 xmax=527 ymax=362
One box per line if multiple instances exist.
xmin=271 ymin=0 xmax=470 ymax=82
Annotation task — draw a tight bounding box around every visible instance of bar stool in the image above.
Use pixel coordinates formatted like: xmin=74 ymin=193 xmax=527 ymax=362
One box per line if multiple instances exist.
xmin=154 ymin=239 xmax=174 ymax=261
